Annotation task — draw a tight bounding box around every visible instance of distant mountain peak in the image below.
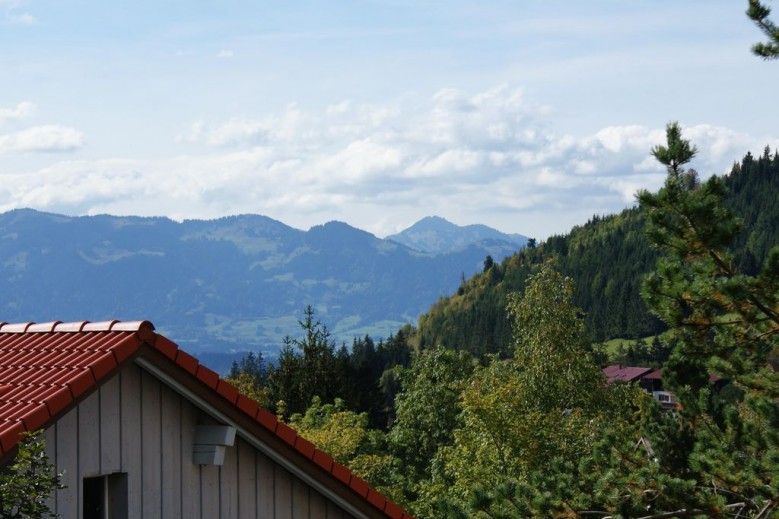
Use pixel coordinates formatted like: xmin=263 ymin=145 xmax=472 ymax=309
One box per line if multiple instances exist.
xmin=387 ymin=216 xmax=528 ymax=255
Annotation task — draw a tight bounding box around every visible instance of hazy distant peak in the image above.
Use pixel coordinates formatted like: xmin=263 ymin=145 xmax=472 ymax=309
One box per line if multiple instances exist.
xmin=387 ymin=216 xmax=528 ymax=254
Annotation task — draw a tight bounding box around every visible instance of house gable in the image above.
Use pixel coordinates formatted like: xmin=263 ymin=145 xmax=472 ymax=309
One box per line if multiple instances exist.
xmin=0 ymin=320 xmax=411 ymax=519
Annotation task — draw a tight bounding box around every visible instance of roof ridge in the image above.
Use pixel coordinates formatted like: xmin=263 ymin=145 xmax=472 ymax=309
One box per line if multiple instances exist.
xmin=0 ymin=320 xmax=155 ymax=333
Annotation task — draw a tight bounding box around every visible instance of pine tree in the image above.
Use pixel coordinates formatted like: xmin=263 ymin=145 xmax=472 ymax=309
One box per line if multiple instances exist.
xmin=748 ymin=0 xmax=779 ymax=59
xmin=636 ymin=121 xmax=779 ymax=516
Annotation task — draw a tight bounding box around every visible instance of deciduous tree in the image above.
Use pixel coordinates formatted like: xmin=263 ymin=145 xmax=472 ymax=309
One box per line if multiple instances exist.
xmin=0 ymin=431 xmax=62 ymax=519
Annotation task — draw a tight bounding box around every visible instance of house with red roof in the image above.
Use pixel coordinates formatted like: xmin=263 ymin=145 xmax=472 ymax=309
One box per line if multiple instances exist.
xmin=0 ymin=320 xmax=411 ymax=519
xmin=602 ymin=365 xmax=675 ymax=409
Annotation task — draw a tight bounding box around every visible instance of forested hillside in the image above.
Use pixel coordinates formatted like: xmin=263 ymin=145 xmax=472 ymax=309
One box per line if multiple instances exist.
xmin=227 ymin=128 xmax=779 ymax=517
xmin=416 ymin=148 xmax=779 ymax=355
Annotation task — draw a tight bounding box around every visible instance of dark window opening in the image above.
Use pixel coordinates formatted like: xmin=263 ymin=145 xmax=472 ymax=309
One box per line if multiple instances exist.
xmin=83 ymin=473 xmax=128 ymax=519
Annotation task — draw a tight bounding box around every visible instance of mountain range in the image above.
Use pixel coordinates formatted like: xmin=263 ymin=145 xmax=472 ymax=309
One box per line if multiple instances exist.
xmin=0 ymin=209 xmax=527 ymax=359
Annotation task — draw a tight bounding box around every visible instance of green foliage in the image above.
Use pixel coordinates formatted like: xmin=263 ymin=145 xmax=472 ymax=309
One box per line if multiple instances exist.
xmin=0 ymin=430 xmax=62 ymax=519
xmin=289 ymin=397 xmax=370 ymax=464
xmin=226 ymin=350 xmax=270 ymax=407
xmin=635 ymin=122 xmax=779 ymax=516
xmin=228 ymin=350 xmax=266 ymax=387
xmin=417 ymin=206 xmax=665 ymax=356
xmin=389 ymin=348 xmax=475 ymax=487
xmin=651 ymin=121 xmax=698 ymax=175
xmin=508 ymin=261 xmax=605 ymax=411
xmin=228 ymin=306 xmax=413 ymax=427
xmin=724 ymin=147 xmax=779 ymax=274
xmin=416 ymin=143 xmax=779 ymax=358
xmin=224 ymin=371 xmax=270 ymax=408
xmin=434 ymin=261 xmax=642 ymax=517
xmin=266 ymin=305 xmax=345 ymax=418
xmin=414 ymin=126 xmax=779 ymax=519
xmin=608 ymin=335 xmax=671 ymax=367
xmin=748 ymin=0 xmax=779 ymax=59
xmin=289 ymin=397 xmax=408 ymax=506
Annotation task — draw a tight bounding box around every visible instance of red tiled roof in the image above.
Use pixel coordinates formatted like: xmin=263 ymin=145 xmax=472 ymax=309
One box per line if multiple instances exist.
xmin=603 ymin=365 xmax=654 ymax=383
xmin=0 ymin=320 xmax=412 ymax=519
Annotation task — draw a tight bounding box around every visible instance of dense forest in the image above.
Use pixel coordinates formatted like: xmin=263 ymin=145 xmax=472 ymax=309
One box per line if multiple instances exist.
xmin=225 ymin=132 xmax=779 ymax=517
xmin=416 ymin=146 xmax=779 ymax=356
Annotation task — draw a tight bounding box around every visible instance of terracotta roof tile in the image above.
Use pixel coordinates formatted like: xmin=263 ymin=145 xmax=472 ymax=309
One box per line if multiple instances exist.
xmin=350 ymin=475 xmax=370 ymax=498
xmin=313 ymin=450 xmax=334 ymax=472
xmin=216 ymin=379 xmax=240 ymax=404
xmin=0 ymin=320 xmax=409 ymax=519
xmin=0 ymin=421 xmax=25 ymax=452
xmin=81 ymin=320 xmax=120 ymax=332
xmin=174 ymin=350 xmax=199 ymax=375
xmin=195 ymin=364 xmax=219 ymax=389
xmin=26 ymin=322 xmax=62 ymax=333
xmin=236 ymin=394 xmax=259 ymax=418
xmin=256 ymin=407 xmax=278 ymax=432
xmin=52 ymin=321 xmax=89 ymax=333
xmin=275 ymin=421 xmax=298 ymax=446
xmin=367 ymin=489 xmax=387 ymax=511
xmin=294 ymin=435 xmax=316 ymax=459
xmin=154 ymin=336 xmax=178 ymax=361
xmin=603 ymin=365 xmax=654 ymax=383
xmin=43 ymin=387 xmax=73 ymax=417
xmin=20 ymin=403 xmax=49 ymax=431
xmin=0 ymin=323 xmax=33 ymax=333
xmin=331 ymin=462 xmax=352 ymax=485
xmin=89 ymin=352 xmax=118 ymax=380
xmin=67 ymin=369 xmax=96 ymax=398
xmin=384 ymin=501 xmax=404 ymax=519
xmin=112 ymin=336 xmax=140 ymax=364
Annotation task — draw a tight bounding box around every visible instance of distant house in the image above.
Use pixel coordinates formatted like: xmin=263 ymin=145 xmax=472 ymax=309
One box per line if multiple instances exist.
xmin=0 ymin=320 xmax=411 ymax=519
xmin=603 ymin=365 xmax=675 ymax=409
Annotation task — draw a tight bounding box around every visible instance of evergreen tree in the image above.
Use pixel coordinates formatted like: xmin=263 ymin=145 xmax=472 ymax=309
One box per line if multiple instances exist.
xmin=748 ymin=0 xmax=779 ymax=59
xmin=266 ymin=305 xmax=347 ymax=417
xmin=634 ymin=121 xmax=779 ymax=516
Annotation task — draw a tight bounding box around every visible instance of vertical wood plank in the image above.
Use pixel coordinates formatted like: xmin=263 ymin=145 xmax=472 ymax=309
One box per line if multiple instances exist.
xmin=121 ymin=365 xmax=143 ymax=519
xmin=274 ymin=465 xmax=293 ymax=519
xmin=180 ymin=400 xmax=201 ymax=519
xmin=220 ymin=434 xmax=238 ymax=519
xmin=141 ymin=369 xmax=162 ymax=519
xmin=327 ymin=500 xmax=347 ymax=519
xmin=200 ymin=464 xmax=220 ymax=519
xmin=292 ymin=477 xmax=309 ymax=519
xmin=256 ymin=451 xmax=275 ymax=519
xmin=42 ymin=425 xmax=57 ymax=513
xmin=55 ymin=407 xmax=78 ymax=519
xmin=78 ymin=385 xmax=100 ymax=476
xmin=78 ymin=386 xmax=100 ymax=519
xmin=161 ymin=387 xmax=182 ymax=518
xmin=309 ymin=488 xmax=328 ymax=519
xmin=237 ymin=438 xmax=257 ymax=518
xmin=99 ymin=375 xmax=121 ymax=473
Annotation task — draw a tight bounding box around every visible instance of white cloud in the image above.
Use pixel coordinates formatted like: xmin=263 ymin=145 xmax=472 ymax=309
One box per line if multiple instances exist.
xmin=3 ymin=86 xmax=778 ymax=238
xmin=0 ymin=101 xmax=36 ymax=124
xmin=216 ymin=49 xmax=234 ymax=59
xmin=0 ymin=125 xmax=85 ymax=153
xmin=0 ymin=0 xmax=35 ymax=25
xmin=9 ymin=11 xmax=34 ymax=24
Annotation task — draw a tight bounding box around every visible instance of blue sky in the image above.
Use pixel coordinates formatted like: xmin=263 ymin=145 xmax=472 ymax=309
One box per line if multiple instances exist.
xmin=1 ymin=0 xmax=777 ymax=238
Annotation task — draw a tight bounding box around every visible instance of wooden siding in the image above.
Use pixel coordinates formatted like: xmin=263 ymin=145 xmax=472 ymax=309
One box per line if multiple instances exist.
xmin=43 ymin=362 xmax=356 ymax=519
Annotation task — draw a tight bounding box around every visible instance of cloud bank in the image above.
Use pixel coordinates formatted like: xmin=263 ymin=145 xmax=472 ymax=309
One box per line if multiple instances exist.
xmin=2 ymin=87 xmax=776 ymax=238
